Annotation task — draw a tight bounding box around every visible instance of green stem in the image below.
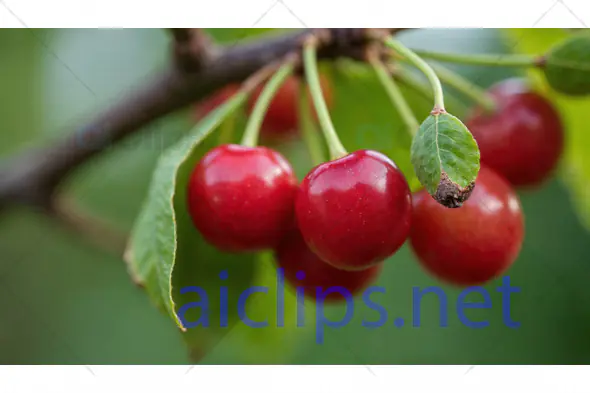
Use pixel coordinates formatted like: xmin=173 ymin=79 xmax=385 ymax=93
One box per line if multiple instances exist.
xmin=370 ymin=56 xmax=419 ymax=136
xmin=303 ymin=39 xmax=347 ymax=160
xmin=412 ymin=49 xmax=539 ymax=68
xmin=429 ymin=62 xmax=497 ymax=114
xmin=241 ymin=61 xmax=295 ymax=147
xmin=391 ymin=66 xmax=433 ymax=102
xmin=391 ymin=65 xmax=468 ymax=117
xmin=298 ymin=80 xmax=325 ymax=166
xmin=384 ymin=37 xmax=445 ymax=111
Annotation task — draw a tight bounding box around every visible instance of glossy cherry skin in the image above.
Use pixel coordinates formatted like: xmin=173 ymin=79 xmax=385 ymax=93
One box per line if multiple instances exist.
xmin=466 ymin=78 xmax=564 ymax=188
xmin=187 ymin=144 xmax=298 ymax=252
xmin=409 ymin=166 xmax=525 ymax=287
xmin=275 ymin=225 xmax=383 ymax=304
xmin=193 ymin=84 xmax=240 ymax=120
xmin=296 ymin=150 xmax=412 ymax=271
xmin=246 ymin=75 xmax=333 ymax=139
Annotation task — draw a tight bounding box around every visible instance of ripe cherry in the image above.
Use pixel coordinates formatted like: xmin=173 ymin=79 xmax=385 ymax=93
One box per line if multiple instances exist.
xmin=296 ymin=150 xmax=412 ymax=271
xmin=275 ymin=224 xmax=383 ymax=304
xmin=187 ymin=144 xmax=297 ymax=252
xmin=409 ymin=166 xmax=525 ymax=287
xmin=246 ymin=74 xmax=334 ymax=139
xmin=193 ymin=84 xmax=240 ymax=120
xmin=465 ymin=78 xmax=564 ymax=188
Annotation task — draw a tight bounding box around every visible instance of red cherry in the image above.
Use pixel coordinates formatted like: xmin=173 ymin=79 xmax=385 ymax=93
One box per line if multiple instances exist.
xmin=187 ymin=144 xmax=297 ymax=252
xmin=466 ymin=78 xmax=564 ymax=188
xmin=296 ymin=150 xmax=412 ymax=271
xmin=246 ymin=75 xmax=334 ymax=139
xmin=409 ymin=166 xmax=525 ymax=287
xmin=193 ymin=84 xmax=240 ymax=120
xmin=275 ymin=225 xmax=382 ymax=304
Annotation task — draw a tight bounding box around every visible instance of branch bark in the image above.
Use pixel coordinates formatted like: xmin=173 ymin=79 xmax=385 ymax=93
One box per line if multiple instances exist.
xmin=169 ymin=28 xmax=217 ymax=71
xmin=0 ymin=28 xmax=405 ymax=212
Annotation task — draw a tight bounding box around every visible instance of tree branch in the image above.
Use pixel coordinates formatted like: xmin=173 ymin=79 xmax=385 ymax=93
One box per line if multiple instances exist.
xmin=169 ymin=28 xmax=217 ymax=71
xmin=0 ymin=28 xmax=405 ymax=213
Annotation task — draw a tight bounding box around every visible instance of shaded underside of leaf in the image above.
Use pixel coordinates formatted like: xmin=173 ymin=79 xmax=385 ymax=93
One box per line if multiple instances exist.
xmin=544 ymin=33 xmax=590 ymax=96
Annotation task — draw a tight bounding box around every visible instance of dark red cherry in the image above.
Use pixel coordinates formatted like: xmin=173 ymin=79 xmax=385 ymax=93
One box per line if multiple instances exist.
xmin=275 ymin=225 xmax=382 ymax=304
xmin=193 ymin=84 xmax=240 ymax=121
xmin=296 ymin=150 xmax=412 ymax=271
xmin=246 ymin=74 xmax=333 ymax=139
xmin=187 ymin=144 xmax=297 ymax=252
xmin=409 ymin=165 xmax=525 ymax=287
xmin=465 ymin=78 xmax=564 ymax=188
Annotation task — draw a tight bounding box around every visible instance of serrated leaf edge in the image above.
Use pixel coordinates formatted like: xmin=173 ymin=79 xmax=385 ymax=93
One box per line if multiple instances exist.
xmin=124 ymin=91 xmax=248 ymax=331
xmin=411 ymin=112 xmax=480 ymax=200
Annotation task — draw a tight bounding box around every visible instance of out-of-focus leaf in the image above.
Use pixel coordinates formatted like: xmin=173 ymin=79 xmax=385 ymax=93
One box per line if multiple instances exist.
xmin=206 ymin=28 xmax=288 ymax=45
xmin=505 ymin=29 xmax=590 ymax=232
xmin=544 ymin=32 xmax=590 ymax=96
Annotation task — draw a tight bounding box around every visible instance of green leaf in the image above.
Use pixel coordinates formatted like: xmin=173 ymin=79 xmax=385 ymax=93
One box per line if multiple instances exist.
xmin=506 ymin=29 xmax=590 ymax=232
xmin=325 ymin=59 xmax=469 ymax=193
xmin=410 ymin=111 xmax=480 ymax=208
xmin=326 ymin=61 xmax=427 ymax=191
xmin=125 ymin=87 xmax=314 ymax=362
xmin=124 ymin=91 xmax=256 ymax=344
xmin=205 ymin=28 xmax=284 ymax=44
xmin=206 ymin=251 xmax=315 ymax=363
xmin=544 ymin=32 xmax=590 ymax=96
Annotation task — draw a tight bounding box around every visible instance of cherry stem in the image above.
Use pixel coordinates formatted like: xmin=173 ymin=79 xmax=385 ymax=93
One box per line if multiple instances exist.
xmin=390 ymin=66 xmax=433 ymax=101
xmin=298 ymin=78 xmax=326 ymax=166
xmin=241 ymin=60 xmax=296 ymax=147
xmin=390 ymin=65 xmax=469 ymax=117
xmin=429 ymin=62 xmax=497 ymax=114
xmin=370 ymin=55 xmax=419 ymax=137
xmin=193 ymin=90 xmax=249 ymax=144
xmin=384 ymin=37 xmax=445 ymax=112
xmin=303 ymin=38 xmax=348 ymax=160
xmin=192 ymin=61 xmax=281 ymax=145
xmin=411 ymin=49 xmax=540 ymax=68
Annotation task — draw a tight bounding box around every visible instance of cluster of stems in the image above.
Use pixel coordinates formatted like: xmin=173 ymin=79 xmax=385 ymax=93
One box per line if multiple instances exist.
xmin=203 ymin=31 xmax=541 ymax=167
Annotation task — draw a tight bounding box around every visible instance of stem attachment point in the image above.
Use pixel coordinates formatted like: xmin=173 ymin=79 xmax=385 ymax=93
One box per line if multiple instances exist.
xmin=383 ymin=37 xmax=446 ymax=112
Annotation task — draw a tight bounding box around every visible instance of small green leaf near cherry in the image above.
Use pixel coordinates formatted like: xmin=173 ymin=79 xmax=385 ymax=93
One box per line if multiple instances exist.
xmin=410 ymin=109 xmax=480 ymax=208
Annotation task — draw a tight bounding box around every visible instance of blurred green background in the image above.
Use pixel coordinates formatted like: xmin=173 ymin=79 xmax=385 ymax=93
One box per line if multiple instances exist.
xmin=1 ymin=28 xmax=590 ymax=365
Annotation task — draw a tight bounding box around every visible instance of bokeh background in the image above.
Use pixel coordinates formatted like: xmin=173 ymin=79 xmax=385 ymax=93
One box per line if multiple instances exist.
xmin=1 ymin=28 xmax=590 ymax=365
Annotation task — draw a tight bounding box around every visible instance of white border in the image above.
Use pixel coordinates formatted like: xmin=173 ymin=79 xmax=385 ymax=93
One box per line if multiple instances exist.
xmin=0 ymin=0 xmax=588 ymax=28
xmin=0 ymin=365 xmax=589 ymax=391
xmin=0 ymin=0 xmax=589 ymax=388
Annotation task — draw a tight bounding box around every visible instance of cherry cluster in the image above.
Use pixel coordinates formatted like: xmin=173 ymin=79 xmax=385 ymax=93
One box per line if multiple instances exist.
xmin=186 ymin=74 xmax=563 ymax=304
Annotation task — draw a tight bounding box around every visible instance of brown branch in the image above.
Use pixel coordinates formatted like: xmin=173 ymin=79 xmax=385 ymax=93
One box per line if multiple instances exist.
xmin=0 ymin=28 xmax=406 ymax=214
xmin=169 ymin=28 xmax=217 ymax=71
